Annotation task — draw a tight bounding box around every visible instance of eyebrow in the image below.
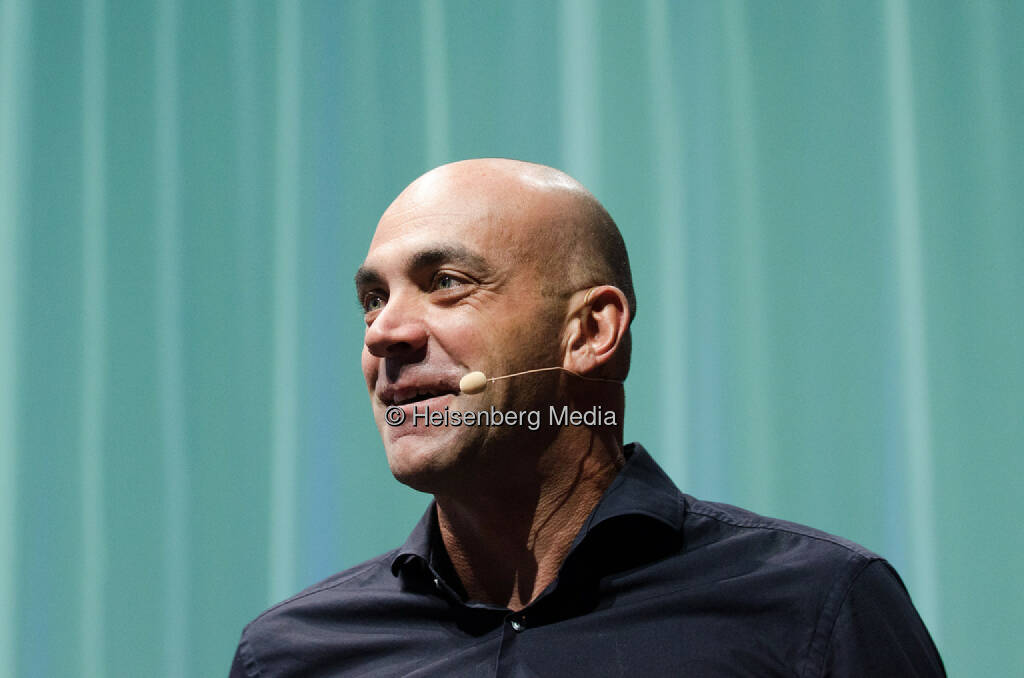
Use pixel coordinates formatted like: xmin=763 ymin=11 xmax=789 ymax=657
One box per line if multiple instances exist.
xmin=354 ymin=266 xmax=383 ymax=293
xmin=354 ymin=244 xmax=493 ymax=296
xmin=408 ymin=245 xmax=491 ymax=274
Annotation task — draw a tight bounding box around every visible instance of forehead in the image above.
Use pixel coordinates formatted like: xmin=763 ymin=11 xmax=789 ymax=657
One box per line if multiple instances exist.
xmin=358 ymin=164 xmax=584 ymax=289
xmin=362 ymin=182 xmax=536 ymax=275
xmin=361 ymin=206 xmax=495 ymax=276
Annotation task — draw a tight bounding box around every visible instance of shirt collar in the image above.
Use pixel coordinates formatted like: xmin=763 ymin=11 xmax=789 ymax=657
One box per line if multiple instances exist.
xmin=391 ymin=442 xmax=685 ymax=577
xmin=391 ymin=502 xmax=436 ymax=576
xmin=573 ymin=441 xmax=685 ymax=537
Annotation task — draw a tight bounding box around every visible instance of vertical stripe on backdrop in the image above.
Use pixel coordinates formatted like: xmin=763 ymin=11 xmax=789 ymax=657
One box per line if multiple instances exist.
xmin=269 ymin=0 xmax=301 ymax=605
xmin=80 ymin=0 xmax=107 ymax=675
xmin=421 ymin=0 xmax=449 ymax=168
xmin=645 ymin=0 xmax=688 ymax=487
xmin=721 ymin=0 xmax=774 ymax=509
xmin=970 ymin=0 xmax=1011 ymax=249
xmin=559 ymin=0 xmax=600 ymax=192
xmin=231 ymin=0 xmax=259 ymax=305
xmin=685 ymin=2 xmax=726 ymax=499
xmin=156 ymin=0 xmax=189 ymax=673
xmin=304 ymin=3 xmax=345 ymax=582
xmin=0 ymin=1 xmax=27 ymax=676
xmin=883 ymin=0 xmax=939 ymax=639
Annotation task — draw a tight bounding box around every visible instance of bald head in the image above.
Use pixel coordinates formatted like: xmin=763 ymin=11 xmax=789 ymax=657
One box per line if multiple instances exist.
xmin=380 ymin=159 xmax=636 ymax=327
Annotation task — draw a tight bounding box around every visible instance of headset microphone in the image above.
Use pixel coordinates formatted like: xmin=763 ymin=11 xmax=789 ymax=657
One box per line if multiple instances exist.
xmin=459 ymin=367 xmax=622 ymax=394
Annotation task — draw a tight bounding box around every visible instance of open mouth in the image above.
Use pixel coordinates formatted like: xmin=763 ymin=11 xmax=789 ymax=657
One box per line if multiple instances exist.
xmin=386 ymin=387 xmax=458 ymax=406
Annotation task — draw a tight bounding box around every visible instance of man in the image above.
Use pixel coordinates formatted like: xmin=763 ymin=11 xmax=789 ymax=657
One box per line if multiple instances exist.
xmin=230 ymin=159 xmax=945 ymax=676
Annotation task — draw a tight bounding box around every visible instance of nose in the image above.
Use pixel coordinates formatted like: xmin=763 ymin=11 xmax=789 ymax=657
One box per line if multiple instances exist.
xmin=363 ymin=292 xmax=429 ymax=359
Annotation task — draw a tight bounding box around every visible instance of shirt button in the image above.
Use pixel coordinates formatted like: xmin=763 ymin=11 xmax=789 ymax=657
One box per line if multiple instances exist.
xmin=432 ymin=577 xmax=441 ymax=590
xmin=510 ymin=619 xmax=524 ymax=632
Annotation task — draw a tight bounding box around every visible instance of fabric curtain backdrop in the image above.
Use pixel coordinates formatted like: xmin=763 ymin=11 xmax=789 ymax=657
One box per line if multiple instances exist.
xmin=1 ymin=1 xmax=1021 ymax=676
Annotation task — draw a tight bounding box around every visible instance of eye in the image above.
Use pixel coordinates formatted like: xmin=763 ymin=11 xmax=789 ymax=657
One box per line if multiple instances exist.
xmin=362 ymin=291 xmax=386 ymax=313
xmin=432 ymin=273 xmax=463 ymax=291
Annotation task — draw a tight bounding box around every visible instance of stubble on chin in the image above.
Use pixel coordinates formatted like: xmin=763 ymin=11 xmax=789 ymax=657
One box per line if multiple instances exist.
xmin=382 ymin=426 xmax=480 ymax=494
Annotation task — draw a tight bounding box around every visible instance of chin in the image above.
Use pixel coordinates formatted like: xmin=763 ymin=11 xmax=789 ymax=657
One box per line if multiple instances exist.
xmin=383 ymin=430 xmax=466 ymax=494
xmin=387 ymin=456 xmax=459 ymax=495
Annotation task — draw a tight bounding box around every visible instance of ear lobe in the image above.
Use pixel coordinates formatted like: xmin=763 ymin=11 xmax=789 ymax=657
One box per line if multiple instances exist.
xmin=564 ymin=286 xmax=630 ymax=375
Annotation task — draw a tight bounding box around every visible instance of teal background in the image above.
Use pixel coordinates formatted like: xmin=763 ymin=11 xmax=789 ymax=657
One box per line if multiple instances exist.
xmin=1 ymin=1 xmax=1022 ymax=675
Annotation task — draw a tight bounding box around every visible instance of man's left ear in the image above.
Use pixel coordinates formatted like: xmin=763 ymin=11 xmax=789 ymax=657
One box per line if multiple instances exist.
xmin=563 ymin=285 xmax=630 ymax=375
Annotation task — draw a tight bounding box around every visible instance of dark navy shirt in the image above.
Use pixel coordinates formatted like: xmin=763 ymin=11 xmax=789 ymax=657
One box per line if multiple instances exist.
xmin=230 ymin=444 xmax=945 ymax=677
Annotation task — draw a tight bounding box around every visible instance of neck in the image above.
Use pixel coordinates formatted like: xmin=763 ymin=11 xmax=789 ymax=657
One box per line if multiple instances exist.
xmin=435 ymin=428 xmax=624 ymax=611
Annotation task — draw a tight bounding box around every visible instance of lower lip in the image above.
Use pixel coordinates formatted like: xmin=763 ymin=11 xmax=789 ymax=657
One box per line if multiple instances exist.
xmin=389 ymin=393 xmax=457 ymax=416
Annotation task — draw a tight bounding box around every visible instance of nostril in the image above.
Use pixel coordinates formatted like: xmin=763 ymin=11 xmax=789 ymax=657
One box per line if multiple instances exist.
xmin=385 ymin=341 xmax=413 ymax=356
xmin=384 ymin=345 xmax=428 ymax=381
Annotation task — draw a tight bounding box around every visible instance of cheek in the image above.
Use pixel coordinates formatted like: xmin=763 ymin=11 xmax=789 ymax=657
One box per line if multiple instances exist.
xmin=505 ymin=308 xmax=565 ymax=362
xmin=429 ymin=311 xmax=490 ymax=362
xmin=361 ymin=347 xmax=377 ymax=391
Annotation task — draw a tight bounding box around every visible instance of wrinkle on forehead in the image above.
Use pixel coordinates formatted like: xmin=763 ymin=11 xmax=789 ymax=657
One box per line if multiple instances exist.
xmin=370 ymin=159 xmax=592 ymax=289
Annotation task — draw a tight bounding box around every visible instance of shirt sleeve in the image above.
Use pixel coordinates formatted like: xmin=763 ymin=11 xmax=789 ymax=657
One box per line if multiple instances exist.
xmin=228 ymin=634 xmax=255 ymax=678
xmin=820 ymin=559 xmax=946 ymax=677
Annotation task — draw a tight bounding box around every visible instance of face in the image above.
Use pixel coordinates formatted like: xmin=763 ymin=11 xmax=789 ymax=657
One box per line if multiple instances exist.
xmin=356 ymin=170 xmax=570 ymax=492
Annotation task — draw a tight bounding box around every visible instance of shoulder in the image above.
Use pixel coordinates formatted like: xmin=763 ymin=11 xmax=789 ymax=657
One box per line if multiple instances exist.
xmin=232 ymin=549 xmax=404 ymax=676
xmin=245 ymin=548 xmax=400 ymax=631
xmin=682 ymin=495 xmax=879 ymax=562
xmin=679 ymin=495 xmax=887 ymax=623
xmin=678 ymin=496 xmax=943 ymax=676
